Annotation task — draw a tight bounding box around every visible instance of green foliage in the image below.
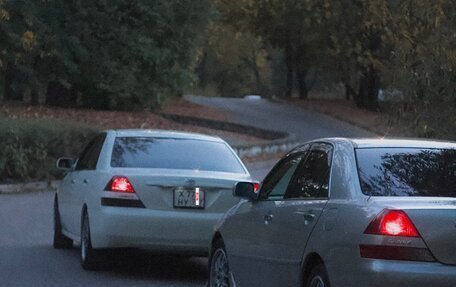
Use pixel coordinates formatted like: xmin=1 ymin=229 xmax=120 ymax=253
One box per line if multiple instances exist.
xmin=196 ymin=21 xmax=272 ymax=97
xmin=0 ymin=118 xmax=98 ymax=182
xmin=216 ymin=0 xmax=331 ymax=99
xmin=217 ymin=0 xmax=455 ymax=115
xmin=0 ymin=0 xmax=212 ymax=110
xmin=382 ymin=0 xmax=456 ymax=138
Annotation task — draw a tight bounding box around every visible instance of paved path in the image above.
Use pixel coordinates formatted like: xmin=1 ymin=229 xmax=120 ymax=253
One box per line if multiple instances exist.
xmin=186 ymin=95 xmax=373 ymax=141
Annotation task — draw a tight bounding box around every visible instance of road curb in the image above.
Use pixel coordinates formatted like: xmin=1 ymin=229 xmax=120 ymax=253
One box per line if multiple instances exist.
xmin=160 ymin=113 xmax=288 ymax=140
xmin=233 ymin=139 xmax=302 ymax=158
xmin=0 ymin=180 xmax=59 ymax=194
xmin=161 ymin=112 xmax=302 ymax=157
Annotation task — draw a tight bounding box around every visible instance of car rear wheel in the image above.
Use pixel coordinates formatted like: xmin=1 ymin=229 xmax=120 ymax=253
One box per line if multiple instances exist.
xmin=80 ymin=211 xmax=101 ymax=270
xmin=306 ymin=264 xmax=330 ymax=287
xmin=209 ymin=240 xmax=231 ymax=287
xmin=53 ymin=196 xmax=73 ymax=249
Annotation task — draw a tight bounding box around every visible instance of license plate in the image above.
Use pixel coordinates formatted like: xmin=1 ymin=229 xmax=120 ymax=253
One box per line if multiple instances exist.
xmin=173 ymin=188 xmax=205 ymax=209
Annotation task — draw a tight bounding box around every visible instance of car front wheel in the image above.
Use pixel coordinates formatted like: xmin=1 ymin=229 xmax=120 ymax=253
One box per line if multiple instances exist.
xmin=306 ymin=264 xmax=330 ymax=287
xmin=209 ymin=240 xmax=231 ymax=287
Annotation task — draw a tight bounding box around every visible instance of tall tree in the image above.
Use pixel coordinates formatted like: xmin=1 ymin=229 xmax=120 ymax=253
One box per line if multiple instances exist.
xmin=1 ymin=0 xmax=212 ymax=110
xmin=217 ymin=0 xmax=327 ymax=99
xmin=196 ymin=21 xmax=272 ymax=97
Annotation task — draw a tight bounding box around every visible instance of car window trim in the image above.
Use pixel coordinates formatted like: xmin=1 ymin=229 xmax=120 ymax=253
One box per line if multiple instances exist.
xmin=283 ymin=142 xmax=334 ymax=201
xmin=258 ymin=145 xmax=311 ymax=201
xmin=75 ymin=133 xmax=106 ymax=171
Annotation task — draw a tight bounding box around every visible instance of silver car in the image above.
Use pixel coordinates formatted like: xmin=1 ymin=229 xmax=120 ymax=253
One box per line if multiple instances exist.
xmin=209 ymin=138 xmax=456 ymax=287
xmin=53 ymin=130 xmax=252 ymax=270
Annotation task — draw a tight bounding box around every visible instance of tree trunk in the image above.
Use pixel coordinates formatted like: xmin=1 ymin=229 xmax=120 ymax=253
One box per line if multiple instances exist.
xmin=284 ymin=41 xmax=294 ymax=98
xmin=4 ymin=63 xmax=15 ymax=101
xmin=46 ymin=81 xmax=75 ymax=107
xmin=344 ymin=83 xmax=357 ymax=101
xmin=296 ymin=66 xmax=308 ymax=100
xmin=30 ymin=90 xmax=39 ymax=105
xmin=356 ymin=66 xmax=380 ymax=110
xmin=251 ymin=52 xmax=261 ymax=94
xmin=0 ymin=72 xmax=4 ymax=101
xmin=199 ymin=51 xmax=208 ymax=88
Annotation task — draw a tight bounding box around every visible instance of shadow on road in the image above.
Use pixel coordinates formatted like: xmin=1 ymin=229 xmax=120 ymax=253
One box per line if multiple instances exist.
xmin=97 ymin=248 xmax=209 ymax=282
xmin=0 ymin=244 xmax=208 ymax=287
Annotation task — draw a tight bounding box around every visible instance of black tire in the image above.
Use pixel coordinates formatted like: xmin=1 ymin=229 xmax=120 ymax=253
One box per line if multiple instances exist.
xmin=53 ymin=196 xmax=73 ymax=249
xmin=306 ymin=264 xmax=330 ymax=287
xmin=80 ymin=211 xmax=101 ymax=270
xmin=209 ymin=240 xmax=232 ymax=287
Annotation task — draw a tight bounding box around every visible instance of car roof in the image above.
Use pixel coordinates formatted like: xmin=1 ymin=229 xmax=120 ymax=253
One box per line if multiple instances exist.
xmin=108 ymin=129 xmax=224 ymax=142
xmin=348 ymin=138 xmax=456 ymax=149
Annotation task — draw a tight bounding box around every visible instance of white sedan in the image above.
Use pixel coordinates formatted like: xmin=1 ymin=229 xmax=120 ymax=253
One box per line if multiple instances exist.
xmin=53 ymin=130 xmax=253 ymax=270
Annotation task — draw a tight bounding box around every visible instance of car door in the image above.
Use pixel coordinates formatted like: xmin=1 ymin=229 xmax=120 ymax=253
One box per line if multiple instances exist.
xmin=64 ymin=134 xmax=106 ymax=235
xmin=227 ymin=143 xmax=333 ymax=287
xmin=274 ymin=143 xmax=333 ymax=280
xmin=226 ymin=146 xmax=308 ymax=287
xmin=59 ymin=138 xmax=96 ymax=236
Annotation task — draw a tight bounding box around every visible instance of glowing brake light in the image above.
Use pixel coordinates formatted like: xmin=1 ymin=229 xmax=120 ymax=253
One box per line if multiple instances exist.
xmin=253 ymin=182 xmax=260 ymax=193
xmin=106 ymin=176 xmax=135 ymax=193
xmin=364 ymin=209 xmax=419 ymax=237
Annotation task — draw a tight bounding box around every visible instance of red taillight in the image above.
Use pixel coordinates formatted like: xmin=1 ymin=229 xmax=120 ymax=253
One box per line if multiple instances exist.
xmin=364 ymin=209 xmax=419 ymax=237
xmin=253 ymin=182 xmax=260 ymax=193
xmin=106 ymin=176 xmax=135 ymax=193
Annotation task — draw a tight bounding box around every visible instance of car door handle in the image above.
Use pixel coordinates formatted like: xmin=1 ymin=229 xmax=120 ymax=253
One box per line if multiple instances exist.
xmin=303 ymin=213 xmax=316 ymax=221
xmin=264 ymin=214 xmax=274 ymax=224
xmin=295 ymin=211 xmax=316 ymax=221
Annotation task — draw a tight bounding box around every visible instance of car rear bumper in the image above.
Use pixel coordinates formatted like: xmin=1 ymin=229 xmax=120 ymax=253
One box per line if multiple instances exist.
xmin=332 ymin=259 xmax=456 ymax=287
xmin=89 ymin=206 xmax=223 ymax=255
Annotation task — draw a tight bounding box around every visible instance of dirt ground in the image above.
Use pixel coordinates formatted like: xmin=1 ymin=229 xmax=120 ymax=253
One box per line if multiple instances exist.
xmin=0 ymin=99 xmax=260 ymax=144
xmin=289 ymin=99 xmax=411 ymax=137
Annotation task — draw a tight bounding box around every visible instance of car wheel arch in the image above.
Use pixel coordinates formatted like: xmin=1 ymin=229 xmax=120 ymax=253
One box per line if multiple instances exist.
xmin=80 ymin=205 xmax=88 ymax=234
xmin=301 ymin=252 xmax=325 ymax=285
xmin=211 ymin=232 xmax=223 ymax=245
xmin=54 ymin=193 xmax=59 ymax=208
xmin=209 ymin=232 xmax=224 ymax=260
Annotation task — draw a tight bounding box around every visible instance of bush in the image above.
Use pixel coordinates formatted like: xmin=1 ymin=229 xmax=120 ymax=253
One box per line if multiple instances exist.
xmin=0 ymin=118 xmax=99 ymax=183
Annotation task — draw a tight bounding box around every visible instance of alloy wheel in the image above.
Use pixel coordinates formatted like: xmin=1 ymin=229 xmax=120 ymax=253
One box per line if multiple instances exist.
xmin=210 ymin=248 xmax=230 ymax=287
xmin=81 ymin=215 xmax=89 ymax=262
xmin=309 ymin=275 xmax=325 ymax=287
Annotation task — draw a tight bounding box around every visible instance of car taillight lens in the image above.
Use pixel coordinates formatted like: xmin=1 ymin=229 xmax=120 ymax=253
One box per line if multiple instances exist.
xmin=364 ymin=209 xmax=419 ymax=237
xmin=360 ymin=209 xmax=435 ymax=262
xmin=253 ymin=182 xmax=260 ymax=193
xmin=106 ymin=176 xmax=135 ymax=193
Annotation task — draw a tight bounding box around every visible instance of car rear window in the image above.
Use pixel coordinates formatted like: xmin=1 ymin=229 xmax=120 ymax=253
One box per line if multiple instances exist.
xmin=111 ymin=137 xmax=246 ymax=173
xmin=356 ymin=148 xmax=456 ymax=197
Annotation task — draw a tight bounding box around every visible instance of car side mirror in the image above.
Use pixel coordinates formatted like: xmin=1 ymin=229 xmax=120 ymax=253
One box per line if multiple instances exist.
xmin=234 ymin=182 xmax=258 ymax=201
xmin=56 ymin=157 xmax=75 ymax=171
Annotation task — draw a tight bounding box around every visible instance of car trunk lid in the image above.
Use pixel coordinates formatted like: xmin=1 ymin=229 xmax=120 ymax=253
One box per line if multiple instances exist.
xmin=369 ymin=197 xmax=456 ymax=265
xmin=117 ymin=168 xmax=250 ymax=212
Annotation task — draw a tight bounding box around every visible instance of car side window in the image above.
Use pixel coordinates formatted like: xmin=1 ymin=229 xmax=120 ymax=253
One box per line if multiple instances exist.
xmin=75 ymin=134 xmax=106 ymax=171
xmin=284 ymin=144 xmax=332 ymax=199
xmin=259 ymin=152 xmax=305 ymax=200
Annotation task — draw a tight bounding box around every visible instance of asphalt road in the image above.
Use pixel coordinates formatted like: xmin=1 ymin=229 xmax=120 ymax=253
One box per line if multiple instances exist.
xmin=0 ymin=97 xmax=370 ymax=286
xmin=0 ymin=162 xmax=272 ymax=287
xmin=186 ymin=95 xmax=373 ymax=141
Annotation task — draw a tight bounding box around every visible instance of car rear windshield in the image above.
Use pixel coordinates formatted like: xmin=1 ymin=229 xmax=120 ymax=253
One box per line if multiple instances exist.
xmin=356 ymin=148 xmax=456 ymax=197
xmin=111 ymin=137 xmax=246 ymax=173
